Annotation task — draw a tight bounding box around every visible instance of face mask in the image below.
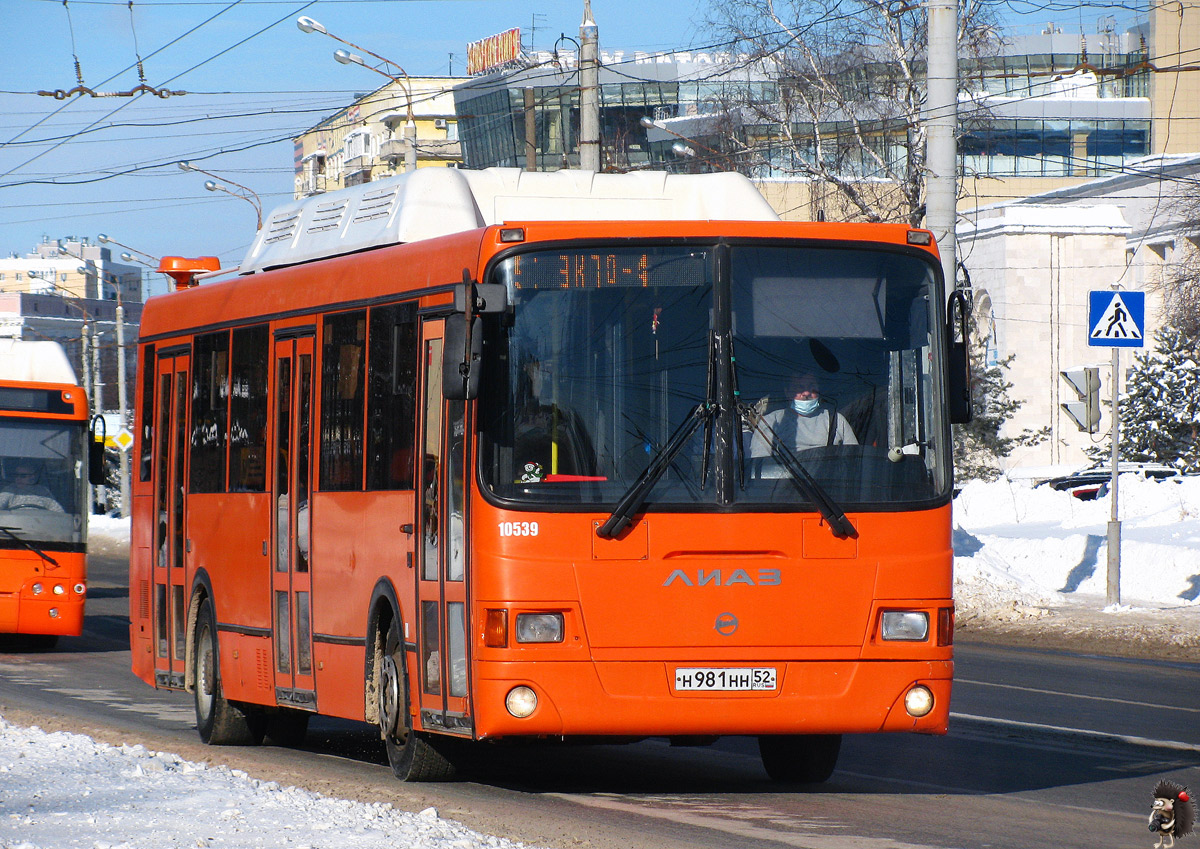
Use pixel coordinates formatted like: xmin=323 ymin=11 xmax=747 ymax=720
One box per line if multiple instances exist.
xmin=793 ymin=398 xmax=819 ymax=416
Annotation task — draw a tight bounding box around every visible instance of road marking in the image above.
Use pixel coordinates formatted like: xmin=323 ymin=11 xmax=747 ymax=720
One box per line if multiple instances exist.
xmin=956 ymin=677 xmax=1200 ymax=713
xmin=547 ymin=792 xmax=933 ymax=849
xmin=44 ymin=687 xmax=195 ymax=725
xmin=951 ymin=712 xmax=1200 ymax=753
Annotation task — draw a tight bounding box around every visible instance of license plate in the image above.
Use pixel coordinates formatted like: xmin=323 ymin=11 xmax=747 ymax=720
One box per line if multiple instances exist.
xmin=674 ymin=667 xmax=777 ymax=691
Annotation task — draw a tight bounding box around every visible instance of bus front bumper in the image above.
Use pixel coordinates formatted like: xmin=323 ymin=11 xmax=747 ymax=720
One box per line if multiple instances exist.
xmin=469 ymin=658 xmax=953 ymax=739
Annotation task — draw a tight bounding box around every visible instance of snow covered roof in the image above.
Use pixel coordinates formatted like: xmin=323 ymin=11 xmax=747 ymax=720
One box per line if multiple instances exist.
xmin=240 ymin=167 xmax=779 ymax=274
xmin=959 ymin=203 xmax=1131 ymax=238
xmin=0 ymin=339 xmax=77 ymax=385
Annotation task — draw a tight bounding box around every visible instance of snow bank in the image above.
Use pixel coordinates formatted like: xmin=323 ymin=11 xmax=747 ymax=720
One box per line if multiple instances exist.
xmin=0 ymin=719 xmax=529 ymax=849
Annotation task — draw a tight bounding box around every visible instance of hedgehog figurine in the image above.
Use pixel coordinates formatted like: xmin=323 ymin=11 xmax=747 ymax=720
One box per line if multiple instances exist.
xmin=1150 ymin=780 xmax=1196 ymax=849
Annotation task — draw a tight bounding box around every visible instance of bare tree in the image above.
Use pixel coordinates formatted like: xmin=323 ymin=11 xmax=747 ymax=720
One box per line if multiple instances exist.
xmin=1153 ymin=190 xmax=1200 ymax=339
xmin=700 ymin=0 xmax=999 ymax=225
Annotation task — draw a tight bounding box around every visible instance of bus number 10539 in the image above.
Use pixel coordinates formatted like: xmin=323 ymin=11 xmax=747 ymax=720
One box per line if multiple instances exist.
xmin=498 ymin=521 xmax=540 ymax=537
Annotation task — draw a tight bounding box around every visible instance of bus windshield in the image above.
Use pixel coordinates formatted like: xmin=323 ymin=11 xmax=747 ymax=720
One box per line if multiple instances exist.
xmin=0 ymin=420 xmax=87 ymax=545
xmin=481 ymin=242 xmax=949 ymax=511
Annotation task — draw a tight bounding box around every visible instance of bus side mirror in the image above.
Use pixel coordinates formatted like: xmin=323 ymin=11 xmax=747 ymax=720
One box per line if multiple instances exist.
xmin=88 ymin=415 xmax=108 ymax=485
xmin=946 ymin=289 xmax=972 ymax=424
xmin=443 ymin=313 xmax=482 ymax=401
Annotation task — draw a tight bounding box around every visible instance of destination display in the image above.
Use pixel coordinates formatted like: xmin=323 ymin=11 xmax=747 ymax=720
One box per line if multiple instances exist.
xmin=501 ymin=247 xmax=710 ymax=290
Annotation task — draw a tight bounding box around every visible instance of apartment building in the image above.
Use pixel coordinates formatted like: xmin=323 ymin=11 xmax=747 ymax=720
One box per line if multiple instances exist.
xmin=293 ymin=76 xmax=466 ymax=197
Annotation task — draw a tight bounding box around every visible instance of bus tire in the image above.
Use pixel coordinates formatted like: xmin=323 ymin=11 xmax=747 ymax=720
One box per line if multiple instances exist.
xmin=194 ymin=597 xmax=264 ymax=746
xmin=377 ymin=617 xmax=456 ymax=781
xmin=265 ymin=709 xmax=310 ymax=747
xmin=757 ymin=734 xmax=841 ymax=783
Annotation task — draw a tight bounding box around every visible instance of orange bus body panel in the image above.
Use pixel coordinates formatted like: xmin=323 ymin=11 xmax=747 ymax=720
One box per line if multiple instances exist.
xmin=130 ymin=216 xmax=952 ymax=747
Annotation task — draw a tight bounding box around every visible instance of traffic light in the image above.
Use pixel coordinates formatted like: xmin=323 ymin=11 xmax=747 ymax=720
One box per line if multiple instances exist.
xmin=1060 ymin=367 xmax=1101 ymax=433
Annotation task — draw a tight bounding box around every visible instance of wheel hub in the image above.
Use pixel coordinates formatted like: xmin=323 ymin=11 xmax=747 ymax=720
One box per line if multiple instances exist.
xmin=378 ymin=653 xmax=402 ymax=738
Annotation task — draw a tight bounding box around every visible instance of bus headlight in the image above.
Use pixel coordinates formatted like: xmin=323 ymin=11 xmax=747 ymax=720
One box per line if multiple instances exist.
xmin=515 ymin=613 xmax=563 ymax=643
xmin=881 ymin=611 xmax=928 ymax=641
xmin=52 ymin=584 xmax=65 ymax=595
xmin=505 ymin=686 xmax=538 ymax=718
xmin=904 ymin=685 xmax=934 ymax=717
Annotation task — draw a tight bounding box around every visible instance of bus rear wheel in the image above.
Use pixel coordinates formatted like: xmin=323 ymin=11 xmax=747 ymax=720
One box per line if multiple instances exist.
xmin=377 ymin=618 xmax=455 ymax=781
xmin=194 ymin=597 xmax=264 ymax=746
xmin=757 ymin=734 xmax=841 ymax=783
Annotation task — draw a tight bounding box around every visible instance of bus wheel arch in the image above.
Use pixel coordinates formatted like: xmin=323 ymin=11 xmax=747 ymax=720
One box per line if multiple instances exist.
xmin=364 ymin=579 xmax=404 ymax=726
xmin=192 ymin=586 xmax=263 ymax=746
xmin=367 ymin=584 xmax=456 ymax=781
xmin=184 ymin=572 xmax=215 ymax=696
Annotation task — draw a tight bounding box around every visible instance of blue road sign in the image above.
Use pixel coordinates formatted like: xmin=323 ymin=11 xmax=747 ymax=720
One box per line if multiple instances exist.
xmin=1088 ymin=290 xmax=1145 ymax=348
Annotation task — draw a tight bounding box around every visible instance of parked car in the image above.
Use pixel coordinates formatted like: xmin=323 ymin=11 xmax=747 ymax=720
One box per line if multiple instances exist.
xmin=1043 ymin=463 xmax=1183 ymax=500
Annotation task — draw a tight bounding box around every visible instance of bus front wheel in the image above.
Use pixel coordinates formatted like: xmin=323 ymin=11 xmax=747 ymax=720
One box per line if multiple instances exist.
xmin=757 ymin=734 xmax=841 ymax=783
xmin=377 ymin=618 xmax=456 ymax=781
xmin=194 ymin=597 xmax=264 ymax=746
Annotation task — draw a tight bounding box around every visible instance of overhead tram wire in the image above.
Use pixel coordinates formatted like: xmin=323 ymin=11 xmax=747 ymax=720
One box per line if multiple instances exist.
xmin=1 ymin=0 xmax=250 ymax=153
xmin=1 ymin=0 xmax=317 ymax=181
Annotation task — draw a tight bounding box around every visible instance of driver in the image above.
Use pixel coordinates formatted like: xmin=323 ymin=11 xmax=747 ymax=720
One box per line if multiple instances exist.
xmin=0 ymin=460 xmax=65 ymax=512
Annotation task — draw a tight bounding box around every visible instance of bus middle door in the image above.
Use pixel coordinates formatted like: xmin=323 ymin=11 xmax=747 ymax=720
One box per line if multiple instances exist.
xmin=271 ymin=333 xmax=316 ymax=709
xmin=415 ymin=319 xmax=471 ymax=736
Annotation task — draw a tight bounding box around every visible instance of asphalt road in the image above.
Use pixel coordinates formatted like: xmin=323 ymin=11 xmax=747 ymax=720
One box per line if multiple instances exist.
xmin=1 ymin=549 xmax=1197 ymax=849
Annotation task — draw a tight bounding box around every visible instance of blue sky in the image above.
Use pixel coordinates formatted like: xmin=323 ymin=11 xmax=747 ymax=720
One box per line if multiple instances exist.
xmin=0 ymin=0 xmax=1145 ymax=293
xmin=0 ymin=0 xmax=707 ymax=284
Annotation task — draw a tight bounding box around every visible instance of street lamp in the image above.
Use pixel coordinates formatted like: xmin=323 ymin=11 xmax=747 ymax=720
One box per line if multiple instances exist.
xmin=97 ymin=234 xmax=159 ymax=267
xmin=176 ymin=162 xmax=263 ymax=231
xmin=298 ymin=16 xmax=417 ymax=173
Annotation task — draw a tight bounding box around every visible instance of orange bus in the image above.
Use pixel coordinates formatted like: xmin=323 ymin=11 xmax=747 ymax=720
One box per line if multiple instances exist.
xmin=0 ymin=339 xmax=102 ymax=647
xmin=131 ymin=168 xmax=970 ymax=782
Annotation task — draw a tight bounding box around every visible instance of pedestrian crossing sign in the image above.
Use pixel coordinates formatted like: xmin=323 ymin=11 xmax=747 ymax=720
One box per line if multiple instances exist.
xmin=1088 ymin=290 xmax=1145 ymax=348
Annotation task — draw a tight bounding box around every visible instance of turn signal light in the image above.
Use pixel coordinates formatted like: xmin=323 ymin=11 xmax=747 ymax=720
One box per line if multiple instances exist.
xmin=484 ymin=609 xmax=508 ymax=648
xmin=937 ymin=607 xmax=954 ymax=646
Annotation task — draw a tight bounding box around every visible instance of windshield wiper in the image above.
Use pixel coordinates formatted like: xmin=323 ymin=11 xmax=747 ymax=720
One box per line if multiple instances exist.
xmin=597 ymin=403 xmax=714 ymax=539
xmin=739 ymin=411 xmax=858 ymax=540
xmin=0 ymin=526 xmax=60 ymax=568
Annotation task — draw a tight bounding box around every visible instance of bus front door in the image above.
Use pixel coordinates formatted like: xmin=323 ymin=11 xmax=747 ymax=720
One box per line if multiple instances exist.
xmin=415 ymin=321 xmax=472 ymax=736
xmin=271 ymin=334 xmax=316 ymax=709
xmin=151 ymin=351 xmax=189 ymax=689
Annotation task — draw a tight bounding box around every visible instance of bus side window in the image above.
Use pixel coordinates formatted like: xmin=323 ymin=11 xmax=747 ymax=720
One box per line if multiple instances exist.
xmin=189 ymin=331 xmax=229 ymax=494
xmin=139 ymin=344 xmax=155 ymax=482
xmin=229 ymin=325 xmax=269 ymax=492
xmin=367 ymin=302 xmax=418 ymax=490
xmin=320 ymin=310 xmax=366 ymax=491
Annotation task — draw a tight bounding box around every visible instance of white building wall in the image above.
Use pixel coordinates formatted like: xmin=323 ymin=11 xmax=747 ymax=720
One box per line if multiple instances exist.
xmin=960 ymin=205 xmax=1134 ymax=471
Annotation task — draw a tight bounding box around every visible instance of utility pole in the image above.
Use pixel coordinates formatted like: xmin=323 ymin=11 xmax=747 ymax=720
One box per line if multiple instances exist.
xmin=579 ymin=0 xmax=600 ymax=172
xmin=925 ymin=0 xmax=959 ymax=288
xmin=1107 ymin=347 xmax=1121 ymax=605
xmin=116 ymin=301 xmax=130 ymax=518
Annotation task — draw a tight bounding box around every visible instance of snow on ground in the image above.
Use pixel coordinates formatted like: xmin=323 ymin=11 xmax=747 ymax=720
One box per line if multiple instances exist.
xmin=3 ymin=475 xmax=1198 ymax=849
xmin=953 ymin=472 xmax=1200 ymax=628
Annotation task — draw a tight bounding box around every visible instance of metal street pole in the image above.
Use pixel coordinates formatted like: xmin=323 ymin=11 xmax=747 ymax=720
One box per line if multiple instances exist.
xmin=925 ymin=0 xmax=959 ymax=288
xmin=1107 ymin=346 xmax=1121 ymax=605
xmin=579 ymin=0 xmax=600 ymax=172
xmin=92 ymin=328 xmax=106 ymax=514
xmin=116 ymin=302 xmax=130 ymax=518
